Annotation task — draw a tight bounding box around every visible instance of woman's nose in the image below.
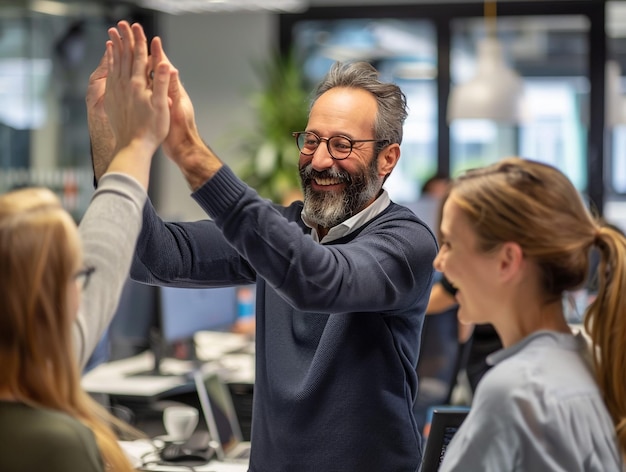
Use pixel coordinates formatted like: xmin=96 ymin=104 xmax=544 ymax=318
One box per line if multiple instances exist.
xmin=433 ymin=249 xmax=444 ymax=272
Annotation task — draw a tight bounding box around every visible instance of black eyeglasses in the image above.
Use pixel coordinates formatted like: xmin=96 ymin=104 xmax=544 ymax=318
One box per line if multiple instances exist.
xmin=74 ymin=266 xmax=96 ymax=290
xmin=292 ymin=131 xmax=389 ymax=161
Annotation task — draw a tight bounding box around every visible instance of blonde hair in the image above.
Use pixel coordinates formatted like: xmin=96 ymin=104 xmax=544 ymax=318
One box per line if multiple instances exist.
xmin=0 ymin=187 xmax=136 ymax=471
xmin=449 ymin=157 xmax=626 ymax=454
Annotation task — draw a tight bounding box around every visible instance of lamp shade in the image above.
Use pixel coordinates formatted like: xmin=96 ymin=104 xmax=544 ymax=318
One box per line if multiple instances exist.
xmin=606 ymin=60 xmax=624 ymax=127
xmin=447 ymin=37 xmax=525 ymax=123
xmin=137 ymin=0 xmax=308 ymax=14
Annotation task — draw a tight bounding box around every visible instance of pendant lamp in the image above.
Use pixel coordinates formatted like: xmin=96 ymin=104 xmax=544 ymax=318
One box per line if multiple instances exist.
xmin=137 ymin=0 xmax=307 ymax=14
xmin=447 ymin=1 xmax=526 ymax=123
xmin=606 ymin=60 xmax=624 ymax=127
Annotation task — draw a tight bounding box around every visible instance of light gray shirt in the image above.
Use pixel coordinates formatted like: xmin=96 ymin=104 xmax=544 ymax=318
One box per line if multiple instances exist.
xmin=440 ymin=330 xmax=622 ymax=472
xmin=73 ymin=172 xmax=147 ymax=368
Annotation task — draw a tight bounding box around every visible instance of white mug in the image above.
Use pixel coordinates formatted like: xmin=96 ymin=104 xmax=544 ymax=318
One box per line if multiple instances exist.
xmin=163 ymin=405 xmax=199 ymax=442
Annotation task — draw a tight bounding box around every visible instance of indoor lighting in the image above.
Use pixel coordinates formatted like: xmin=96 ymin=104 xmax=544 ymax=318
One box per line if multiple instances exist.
xmin=447 ymin=0 xmax=526 ymax=123
xmin=606 ymin=60 xmax=624 ymax=127
xmin=29 ymin=0 xmax=101 ymax=16
xmin=137 ymin=0 xmax=308 ymax=14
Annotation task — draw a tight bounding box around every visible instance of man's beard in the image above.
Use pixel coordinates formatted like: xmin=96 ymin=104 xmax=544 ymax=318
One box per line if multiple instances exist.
xmin=299 ymin=156 xmax=381 ymax=229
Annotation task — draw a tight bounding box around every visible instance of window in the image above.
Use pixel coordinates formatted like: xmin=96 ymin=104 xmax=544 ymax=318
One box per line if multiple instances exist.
xmin=449 ymin=15 xmax=589 ymax=191
xmin=0 ymin=5 xmax=153 ymax=220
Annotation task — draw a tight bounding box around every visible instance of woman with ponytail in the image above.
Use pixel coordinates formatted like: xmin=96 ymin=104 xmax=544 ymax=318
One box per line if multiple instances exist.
xmin=434 ymin=157 xmax=625 ymax=471
xmin=0 ymin=21 xmax=171 ymax=471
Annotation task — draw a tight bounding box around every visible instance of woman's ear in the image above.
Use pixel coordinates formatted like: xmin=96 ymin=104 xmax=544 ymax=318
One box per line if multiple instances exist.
xmin=498 ymin=241 xmax=525 ymax=281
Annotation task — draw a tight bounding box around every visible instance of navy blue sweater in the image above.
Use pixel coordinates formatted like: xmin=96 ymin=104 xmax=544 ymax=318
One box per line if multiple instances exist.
xmin=132 ymin=166 xmax=438 ymax=472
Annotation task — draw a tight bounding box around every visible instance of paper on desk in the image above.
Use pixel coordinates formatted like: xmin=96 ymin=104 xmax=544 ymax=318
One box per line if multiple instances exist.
xmin=81 ymin=351 xmax=194 ymax=396
xmin=194 ymin=331 xmax=252 ymax=361
xmin=119 ymin=439 xmax=155 ymax=467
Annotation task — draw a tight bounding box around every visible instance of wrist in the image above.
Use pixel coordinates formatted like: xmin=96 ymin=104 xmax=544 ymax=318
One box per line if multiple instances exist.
xmin=178 ymin=144 xmax=223 ymax=191
xmin=87 ymin=112 xmax=115 ymax=182
xmin=114 ymin=137 xmax=159 ymax=160
xmin=106 ymin=139 xmax=157 ymax=190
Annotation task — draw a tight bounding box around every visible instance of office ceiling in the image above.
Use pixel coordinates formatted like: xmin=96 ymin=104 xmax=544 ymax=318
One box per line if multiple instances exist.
xmin=5 ymin=0 xmax=626 ymax=75
xmin=3 ymin=0 xmax=618 ymax=11
xmin=5 ymin=0 xmax=308 ymax=13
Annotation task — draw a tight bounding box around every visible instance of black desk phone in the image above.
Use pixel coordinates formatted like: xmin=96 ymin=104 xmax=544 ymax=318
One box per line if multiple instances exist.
xmin=159 ymin=431 xmax=216 ymax=465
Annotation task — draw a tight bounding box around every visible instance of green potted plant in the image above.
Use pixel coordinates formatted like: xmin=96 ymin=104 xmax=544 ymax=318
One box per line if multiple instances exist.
xmin=237 ymin=50 xmax=311 ymax=204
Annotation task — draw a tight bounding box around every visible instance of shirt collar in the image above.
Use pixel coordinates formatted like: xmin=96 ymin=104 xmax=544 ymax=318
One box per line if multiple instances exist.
xmin=302 ymin=189 xmax=391 ymax=243
xmin=486 ymin=330 xmax=585 ymax=366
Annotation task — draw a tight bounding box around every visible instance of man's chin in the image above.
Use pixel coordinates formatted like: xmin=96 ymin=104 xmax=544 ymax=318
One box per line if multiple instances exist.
xmin=303 ymin=204 xmax=346 ymax=228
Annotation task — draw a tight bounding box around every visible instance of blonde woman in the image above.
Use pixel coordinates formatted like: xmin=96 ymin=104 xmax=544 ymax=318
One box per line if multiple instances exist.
xmin=0 ymin=22 xmax=171 ymax=471
xmin=435 ymin=157 xmax=625 ymax=471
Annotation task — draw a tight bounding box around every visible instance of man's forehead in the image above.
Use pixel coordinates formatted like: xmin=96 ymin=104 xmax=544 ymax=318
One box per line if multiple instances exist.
xmin=309 ymin=89 xmax=377 ymax=134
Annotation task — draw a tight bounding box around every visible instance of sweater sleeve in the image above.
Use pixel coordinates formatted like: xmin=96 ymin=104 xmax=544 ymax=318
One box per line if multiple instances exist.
xmin=130 ymin=198 xmax=257 ymax=287
xmin=132 ymin=165 xmax=435 ymax=314
xmin=191 ymin=166 xmax=437 ymax=314
xmin=73 ymin=173 xmax=147 ymax=369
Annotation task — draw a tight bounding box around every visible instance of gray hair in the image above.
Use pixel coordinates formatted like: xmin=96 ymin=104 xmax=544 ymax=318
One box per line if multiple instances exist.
xmin=311 ymin=61 xmax=408 ymax=146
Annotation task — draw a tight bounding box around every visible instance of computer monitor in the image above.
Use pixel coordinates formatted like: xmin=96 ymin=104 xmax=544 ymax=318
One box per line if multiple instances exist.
xmin=135 ymin=286 xmax=239 ymax=376
xmin=108 ymin=278 xmax=159 ymax=361
xmin=159 ymin=286 xmax=239 ymax=344
xmin=402 ymin=197 xmax=440 ymax=235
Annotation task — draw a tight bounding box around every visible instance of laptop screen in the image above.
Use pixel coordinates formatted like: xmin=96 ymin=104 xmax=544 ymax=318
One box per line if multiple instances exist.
xmin=193 ymin=370 xmax=243 ymax=460
xmin=420 ymin=407 xmax=469 ymax=472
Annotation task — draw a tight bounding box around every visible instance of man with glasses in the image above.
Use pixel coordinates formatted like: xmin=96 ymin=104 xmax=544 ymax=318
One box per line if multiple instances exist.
xmin=88 ymin=22 xmax=437 ymax=472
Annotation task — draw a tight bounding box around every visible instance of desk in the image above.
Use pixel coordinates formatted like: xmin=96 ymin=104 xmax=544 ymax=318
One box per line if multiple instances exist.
xmin=82 ymin=333 xmax=256 ymax=449
xmin=82 ymin=352 xmax=255 ymax=398
xmin=82 ymin=351 xmax=198 ymax=398
xmin=120 ymin=440 xmax=248 ymax=472
xmin=82 ymin=330 xmax=255 ymax=399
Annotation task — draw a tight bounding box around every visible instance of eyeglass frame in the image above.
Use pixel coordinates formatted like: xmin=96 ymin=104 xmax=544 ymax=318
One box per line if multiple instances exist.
xmin=74 ymin=266 xmax=96 ymax=290
xmin=292 ymin=131 xmax=390 ymax=161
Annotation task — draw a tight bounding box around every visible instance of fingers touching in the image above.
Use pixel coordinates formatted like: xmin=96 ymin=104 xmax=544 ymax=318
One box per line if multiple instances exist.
xmin=152 ymin=61 xmax=172 ymax=120
xmin=104 ymin=20 xmax=171 ymax=152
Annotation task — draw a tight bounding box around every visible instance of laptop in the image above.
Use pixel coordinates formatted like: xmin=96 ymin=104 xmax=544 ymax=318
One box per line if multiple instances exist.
xmin=192 ymin=370 xmax=251 ymax=464
xmin=420 ymin=407 xmax=469 ymax=472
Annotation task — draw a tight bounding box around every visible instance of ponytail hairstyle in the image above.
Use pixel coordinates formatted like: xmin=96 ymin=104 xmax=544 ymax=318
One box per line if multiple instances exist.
xmin=449 ymin=157 xmax=626 ymax=453
xmin=0 ymin=187 xmax=137 ymax=471
xmin=585 ymin=224 xmax=626 ymax=453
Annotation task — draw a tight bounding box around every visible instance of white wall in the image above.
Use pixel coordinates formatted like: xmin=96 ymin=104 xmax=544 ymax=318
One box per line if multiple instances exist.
xmin=155 ymin=11 xmax=276 ymax=220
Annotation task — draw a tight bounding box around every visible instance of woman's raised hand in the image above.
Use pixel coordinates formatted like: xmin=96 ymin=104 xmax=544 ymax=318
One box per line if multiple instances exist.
xmin=104 ymin=21 xmax=171 ymax=158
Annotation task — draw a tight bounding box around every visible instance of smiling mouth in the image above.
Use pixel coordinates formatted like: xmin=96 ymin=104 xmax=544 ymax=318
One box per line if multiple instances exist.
xmin=314 ymin=177 xmax=344 ymax=186
xmin=444 ymin=276 xmax=459 ymax=298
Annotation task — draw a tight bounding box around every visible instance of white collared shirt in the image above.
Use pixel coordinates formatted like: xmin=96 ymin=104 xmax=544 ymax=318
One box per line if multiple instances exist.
xmin=301 ymin=190 xmax=391 ymax=244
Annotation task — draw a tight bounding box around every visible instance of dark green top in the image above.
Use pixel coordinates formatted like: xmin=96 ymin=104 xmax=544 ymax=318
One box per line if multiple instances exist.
xmin=0 ymin=401 xmax=104 ymax=472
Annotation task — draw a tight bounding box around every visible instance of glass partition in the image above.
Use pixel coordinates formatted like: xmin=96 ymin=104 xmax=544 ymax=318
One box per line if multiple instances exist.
xmin=607 ymin=1 xmax=626 ymax=196
xmin=449 ymin=15 xmax=589 ymax=191
xmin=0 ymin=4 xmax=151 ymax=220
